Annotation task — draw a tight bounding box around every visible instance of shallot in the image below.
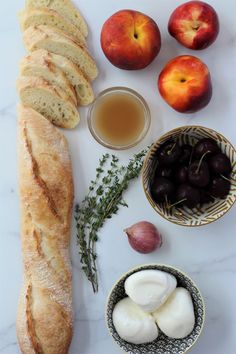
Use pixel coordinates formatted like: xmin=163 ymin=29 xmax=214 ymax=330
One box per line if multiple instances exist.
xmin=124 ymin=221 xmax=162 ymax=254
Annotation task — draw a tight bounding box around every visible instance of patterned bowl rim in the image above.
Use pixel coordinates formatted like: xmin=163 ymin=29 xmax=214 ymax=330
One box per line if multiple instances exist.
xmin=142 ymin=125 xmax=236 ymax=227
xmin=105 ymin=263 xmax=206 ymax=354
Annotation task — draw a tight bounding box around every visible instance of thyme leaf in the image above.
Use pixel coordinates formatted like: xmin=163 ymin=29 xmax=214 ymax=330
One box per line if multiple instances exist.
xmin=74 ymin=148 xmax=148 ymax=293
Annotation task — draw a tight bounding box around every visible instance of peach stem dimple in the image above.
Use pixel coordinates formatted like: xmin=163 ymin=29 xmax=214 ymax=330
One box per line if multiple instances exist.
xmin=192 ymin=21 xmax=200 ymax=31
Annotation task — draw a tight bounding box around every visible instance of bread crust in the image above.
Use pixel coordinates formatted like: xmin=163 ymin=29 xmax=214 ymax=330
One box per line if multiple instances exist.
xmin=19 ymin=54 xmax=78 ymax=106
xmin=17 ymin=76 xmax=80 ymax=129
xmin=19 ymin=8 xmax=86 ymax=46
xmin=25 ymin=0 xmax=88 ymax=37
xmin=21 ymin=49 xmax=94 ymax=106
xmin=23 ymin=25 xmax=98 ymax=81
xmin=17 ymin=105 xmax=74 ymax=354
xmin=17 ymin=75 xmax=74 ymax=104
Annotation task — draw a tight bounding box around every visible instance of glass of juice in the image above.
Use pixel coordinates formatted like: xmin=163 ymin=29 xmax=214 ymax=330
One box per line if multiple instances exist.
xmin=88 ymin=87 xmax=151 ymax=150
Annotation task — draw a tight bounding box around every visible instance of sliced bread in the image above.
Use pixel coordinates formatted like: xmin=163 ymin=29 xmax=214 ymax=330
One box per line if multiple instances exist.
xmin=20 ymin=54 xmax=77 ymax=106
xmin=21 ymin=49 xmax=94 ymax=106
xmin=25 ymin=0 xmax=88 ymax=37
xmin=17 ymin=76 xmax=80 ymax=129
xmin=23 ymin=25 xmax=98 ymax=81
xmin=19 ymin=8 xmax=86 ymax=46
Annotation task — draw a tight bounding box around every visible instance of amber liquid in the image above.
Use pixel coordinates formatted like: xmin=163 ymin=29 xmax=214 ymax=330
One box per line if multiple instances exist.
xmin=94 ymin=93 xmax=145 ymax=146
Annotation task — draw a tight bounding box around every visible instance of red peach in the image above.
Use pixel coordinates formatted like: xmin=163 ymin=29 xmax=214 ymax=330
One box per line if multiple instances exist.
xmin=158 ymin=55 xmax=212 ymax=113
xmin=168 ymin=1 xmax=219 ymax=50
xmin=101 ymin=10 xmax=161 ymax=70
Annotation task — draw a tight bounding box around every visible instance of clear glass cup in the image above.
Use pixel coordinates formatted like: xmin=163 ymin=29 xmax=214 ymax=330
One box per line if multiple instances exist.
xmin=87 ymin=87 xmax=151 ymax=150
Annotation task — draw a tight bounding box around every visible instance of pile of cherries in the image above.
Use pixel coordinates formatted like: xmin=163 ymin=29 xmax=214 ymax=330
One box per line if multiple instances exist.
xmin=151 ymin=137 xmax=232 ymax=209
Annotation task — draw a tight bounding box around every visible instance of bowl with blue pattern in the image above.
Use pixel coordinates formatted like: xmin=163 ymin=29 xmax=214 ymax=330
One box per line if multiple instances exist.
xmin=106 ymin=264 xmax=205 ymax=354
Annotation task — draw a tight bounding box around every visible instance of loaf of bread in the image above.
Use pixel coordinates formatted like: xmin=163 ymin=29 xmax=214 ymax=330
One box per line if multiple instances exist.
xmin=17 ymin=104 xmax=74 ymax=354
xmin=23 ymin=25 xmax=98 ymax=81
xmin=19 ymin=8 xmax=86 ymax=46
xmin=20 ymin=53 xmax=77 ymax=106
xmin=17 ymin=76 xmax=80 ymax=129
xmin=21 ymin=49 xmax=94 ymax=106
xmin=25 ymin=0 xmax=88 ymax=37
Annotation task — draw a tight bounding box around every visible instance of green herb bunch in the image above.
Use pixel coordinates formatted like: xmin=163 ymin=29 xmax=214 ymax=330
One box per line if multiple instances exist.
xmin=75 ymin=148 xmax=148 ymax=293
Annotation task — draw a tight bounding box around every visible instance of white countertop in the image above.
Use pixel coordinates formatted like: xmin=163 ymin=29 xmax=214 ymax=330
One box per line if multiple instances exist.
xmin=0 ymin=0 xmax=236 ymax=353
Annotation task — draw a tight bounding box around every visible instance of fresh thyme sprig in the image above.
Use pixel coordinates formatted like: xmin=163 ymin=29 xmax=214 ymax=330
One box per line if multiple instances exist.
xmin=75 ymin=148 xmax=148 ymax=293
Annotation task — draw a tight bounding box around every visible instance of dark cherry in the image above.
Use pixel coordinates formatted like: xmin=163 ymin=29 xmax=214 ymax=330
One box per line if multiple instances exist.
xmin=208 ymin=176 xmax=231 ymax=198
xmin=194 ymin=138 xmax=220 ymax=158
xmin=151 ymin=177 xmax=175 ymax=203
xmin=175 ymin=165 xmax=188 ymax=184
xmin=179 ymin=144 xmax=193 ymax=165
xmin=188 ymin=160 xmax=210 ymax=187
xmin=158 ymin=141 xmax=181 ymax=166
xmin=155 ymin=166 xmax=173 ymax=179
xmin=176 ymin=184 xmax=200 ymax=209
xmin=209 ymin=153 xmax=232 ymax=174
xmin=199 ymin=189 xmax=214 ymax=204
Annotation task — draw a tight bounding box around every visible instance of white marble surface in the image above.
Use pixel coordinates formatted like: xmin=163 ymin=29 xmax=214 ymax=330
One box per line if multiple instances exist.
xmin=0 ymin=0 xmax=236 ymax=353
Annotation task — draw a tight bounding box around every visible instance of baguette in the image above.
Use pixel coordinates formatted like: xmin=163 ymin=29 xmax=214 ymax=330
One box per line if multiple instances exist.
xmin=20 ymin=53 xmax=77 ymax=106
xmin=17 ymin=104 xmax=74 ymax=354
xmin=21 ymin=49 xmax=94 ymax=106
xmin=23 ymin=25 xmax=98 ymax=81
xmin=17 ymin=76 xmax=80 ymax=129
xmin=25 ymin=0 xmax=88 ymax=37
xmin=19 ymin=8 xmax=86 ymax=46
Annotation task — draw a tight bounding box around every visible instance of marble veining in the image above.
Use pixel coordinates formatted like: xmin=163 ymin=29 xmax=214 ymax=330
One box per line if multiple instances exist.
xmin=1 ymin=0 xmax=236 ymax=353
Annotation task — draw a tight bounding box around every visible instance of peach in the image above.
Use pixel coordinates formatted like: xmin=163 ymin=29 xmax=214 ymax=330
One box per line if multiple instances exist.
xmin=158 ymin=55 xmax=212 ymax=113
xmin=100 ymin=10 xmax=161 ymax=70
xmin=168 ymin=1 xmax=219 ymax=50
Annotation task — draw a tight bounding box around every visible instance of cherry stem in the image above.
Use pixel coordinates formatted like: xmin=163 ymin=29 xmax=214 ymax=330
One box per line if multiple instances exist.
xmin=167 ymin=198 xmax=186 ymax=209
xmin=165 ymin=195 xmax=168 ymax=205
xmin=167 ymin=142 xmax=176 ymax=155
xmin=220 ymin=174 xmax=232 ymax=183
xmin=196 ymin=151 xmax=210 ymax=174
xmin=189 ymin=146 xmax=194 ymax=166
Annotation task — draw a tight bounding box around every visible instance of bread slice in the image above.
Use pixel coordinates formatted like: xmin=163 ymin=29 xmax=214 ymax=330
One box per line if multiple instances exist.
xmin=21 ymin=49 xmax=94 ymax=106
xmin=23 ymin=25 xmax=98 ymax=81
xmin=25 ymin=0 xmax=88 ymax=37
xmin=17 ymin=76 xmax=80 ymax=129
xmin=19 ymin=8 xmax=86 ymax=46
xmin=20 ymin=54 xmax=77 ymax=106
